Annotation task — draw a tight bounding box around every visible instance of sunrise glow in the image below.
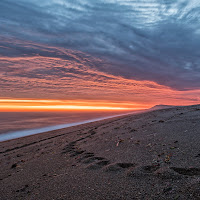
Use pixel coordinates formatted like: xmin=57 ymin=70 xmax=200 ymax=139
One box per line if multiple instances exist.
xmin=0 ymin=99 xmax=151 ymax=112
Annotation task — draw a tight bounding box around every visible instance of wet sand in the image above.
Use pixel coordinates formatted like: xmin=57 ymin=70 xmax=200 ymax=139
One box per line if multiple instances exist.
xmin=1 ymin=104 xmax=200 ymax=199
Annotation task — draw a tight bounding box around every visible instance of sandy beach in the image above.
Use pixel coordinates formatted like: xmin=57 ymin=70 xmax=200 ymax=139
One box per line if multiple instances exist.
xmin=1 ymin=104 xmax=200 ymax=200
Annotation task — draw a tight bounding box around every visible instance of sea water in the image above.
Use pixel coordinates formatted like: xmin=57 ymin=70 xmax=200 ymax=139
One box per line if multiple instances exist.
xmin=0 ymin=110 xmax=139 ymax=142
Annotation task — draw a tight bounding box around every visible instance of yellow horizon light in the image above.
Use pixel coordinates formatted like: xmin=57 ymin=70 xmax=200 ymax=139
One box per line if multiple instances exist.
xmin=0 ymin=105 xmax=144 ymax=111
xmin=0 ymin=98 xmax=150 ymax=111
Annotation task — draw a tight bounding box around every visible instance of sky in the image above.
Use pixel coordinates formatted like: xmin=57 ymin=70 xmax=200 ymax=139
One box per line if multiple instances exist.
xmin=0 ymin=0 xmax=200 ymax=111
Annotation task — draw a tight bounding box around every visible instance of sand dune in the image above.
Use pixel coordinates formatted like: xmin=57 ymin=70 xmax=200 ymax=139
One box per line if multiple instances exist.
xmin=1 ymin=104 xmax=200 ymax=199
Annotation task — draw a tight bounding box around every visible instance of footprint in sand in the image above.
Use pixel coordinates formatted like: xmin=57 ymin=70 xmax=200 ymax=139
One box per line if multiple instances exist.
xmin=81 ymin=156 xmax=105 ymax=164
xmin=127 ymin=165 xmax=160 ymax=178
xmin=170 ymin=167 xmax=200 ymax=176
xmin=105 ymin=163 xmax=136 ymax=172
xmin=87 ymin=160 xmax=110 ymax=170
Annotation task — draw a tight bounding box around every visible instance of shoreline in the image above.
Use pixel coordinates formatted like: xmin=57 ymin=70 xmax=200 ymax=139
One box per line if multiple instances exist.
xmin=0 ymin=110 xmax=144 ymax=142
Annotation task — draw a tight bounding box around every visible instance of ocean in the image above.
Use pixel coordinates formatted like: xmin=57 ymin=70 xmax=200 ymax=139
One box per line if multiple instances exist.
xmin=0 ymin=110 xmax=138 ymax=142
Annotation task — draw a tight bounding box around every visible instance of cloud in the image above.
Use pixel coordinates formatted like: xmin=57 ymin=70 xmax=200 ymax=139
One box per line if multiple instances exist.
xmin=0 ymin=0 xmax=200 ymax=91
xmin=0 ymin=40 xmax=200 ymax=107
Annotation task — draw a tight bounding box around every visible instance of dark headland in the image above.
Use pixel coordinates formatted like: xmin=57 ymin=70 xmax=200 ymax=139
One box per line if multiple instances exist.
xmin=1 ymin=104 xmax=200 ymax=200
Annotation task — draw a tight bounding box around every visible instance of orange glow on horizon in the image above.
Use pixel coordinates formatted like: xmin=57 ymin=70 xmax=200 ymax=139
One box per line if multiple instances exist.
xmin=0 ymin=98 xmax=151 ymax=112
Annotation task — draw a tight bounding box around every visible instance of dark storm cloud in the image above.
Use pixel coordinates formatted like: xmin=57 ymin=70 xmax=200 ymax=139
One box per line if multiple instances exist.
xmin=1 ymin=0 xmax=200 ymax=90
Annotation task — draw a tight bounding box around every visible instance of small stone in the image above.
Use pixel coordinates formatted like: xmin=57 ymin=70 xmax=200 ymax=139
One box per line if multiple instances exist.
xmin=11 ymin=163 xmax=17 ymax=169
xmin=164 ymin=155 xmax=171 ymax=163
xmin=130 ymin=129 xmax=137 ymax=132
xmin=135 ymin=140 xmax=140 ymax=144
xmin=195 ymin=154 xmax=200 ymax=157
xmin=116 ymin=139 xmax=124 ymax=146
xmin=163 ymin=187 xmax=172 ymax=193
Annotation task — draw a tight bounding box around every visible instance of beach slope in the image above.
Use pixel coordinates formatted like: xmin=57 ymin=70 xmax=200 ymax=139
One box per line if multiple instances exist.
xmin=1 ymin=104 xmax=200 ymax=199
